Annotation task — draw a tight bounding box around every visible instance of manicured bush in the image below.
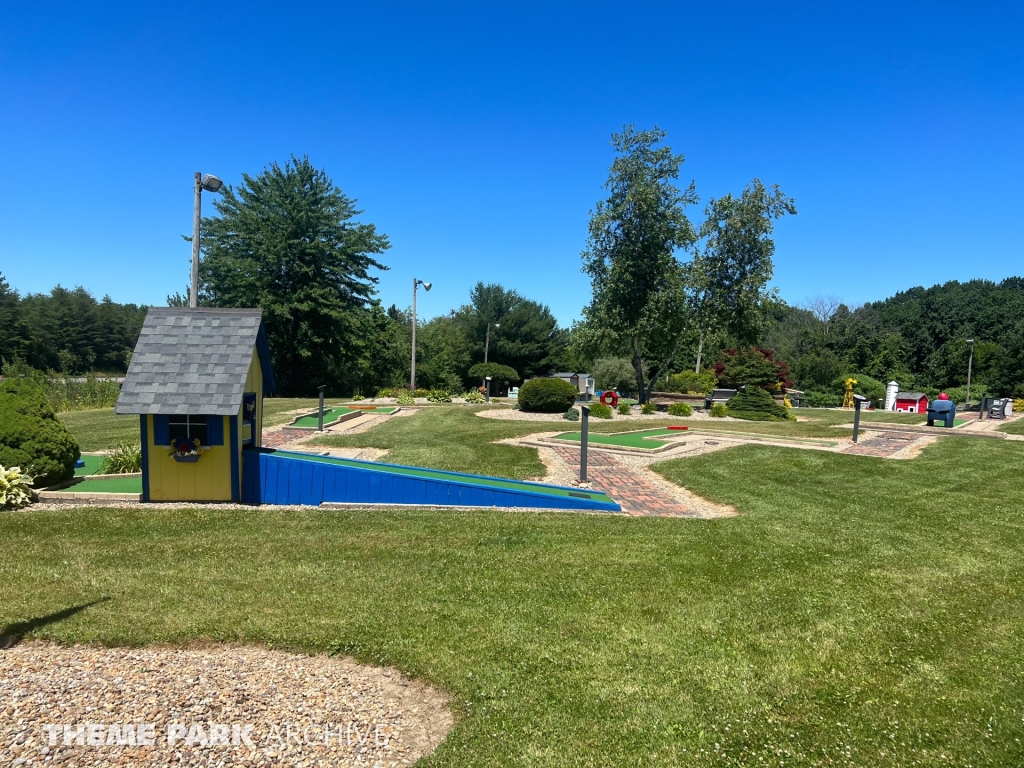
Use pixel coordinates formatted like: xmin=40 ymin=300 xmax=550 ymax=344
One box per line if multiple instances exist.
xmin=588 ymin=403 xmax=613 ymax=419
xmin=463 ymin=389 xmax=485 ymax=404
xmin=100 ymin=441 xmax=142 ymax=475
xmin=1015 ymin=398 xmax=1024 ymax=413
xmin=640 ymin=403 xmax=656 ymax=415
xmin=351 ymin=394 xmax=365 ymax=401
xmin=0 ymin=378 xmax=80 ymax=487
xmin=519 ymin=378 xmax=579 ymax=413
xmin=468 ymin=363 xmax=520 ymax=391
xmin=0 ymin=464 xmax=35 ymax=509
xmin=617 ymin=402 xmax=632 ymax=416
xmin=427 ymin=389 xmax=452 ymax=403
xmin=710 ymin=403 xmax=728 ymax=418
xmin=562 ymin=408 xmax=579 ymax=421
xmin=667 ymin=402 xmax=692 ymax=417
xmin=725 ymin=387 xmax=793 ymax=422
xmin=665 ymin=370 xmax=718 ymax=395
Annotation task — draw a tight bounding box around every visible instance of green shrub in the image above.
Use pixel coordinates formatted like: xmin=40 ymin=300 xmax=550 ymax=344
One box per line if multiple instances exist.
xmin=468 ymin=363 xmax=520 ymax=390
xmin=100 ymin=441 xmax=142 ymax=475
xmin=831 ymin=373 xmax=886 ymax=404
xmin=0 ymin=378 xmax=80 ymax=487
xmin=396 ymin=390 xmax=414 ymax=405
xmin=617 ymin=402 xmax=632 ymax=416
xmin=710 ymin=403 xmax=728 ymax=418
xmin=593 ymin=357 xmax=636 ymax=395
xmin=1 ymin=361 xmax=120 ymax=413
xmin=427 ymin=389 xmax=452 ymax=403
xmin=588 ymin=403 xmax=613 ymax=419
xmin=714 ymin=348 xmax=791 ymax=391
xmin=805 ymin=390 xmax=842 ymax=408
xmin=351 ymin=394 xmax=365 ymax=402
xmin=725 ymin=387 xmax=793 ymax=422
xmin=519 ymin=378 xmax=579 ymax=413
xmin=463 ymin=389 xmax=485 ymax=404
xmin=667 ymin=402 xmax=692 ymax=417
xmin=665 ymin=370 xmax=718 ymax=395
xmin=375 ymin=387 xmax=394 ymax=398
xmin=414 ymin=389 xmax=430 ymax=398
xmin=562 ymin=408 xmax=579 ymax=421
xmin=640 ymin=403 xmax=656 ymax=415
xmin=0 ymin=464 xmax=35 ymax=509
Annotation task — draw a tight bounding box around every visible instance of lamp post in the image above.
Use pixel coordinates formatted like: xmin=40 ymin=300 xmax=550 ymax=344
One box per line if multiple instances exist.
xmin=965 ymin=338 xmax=975 ymax=410
xmin=484 ymin=322 xmax=500 ymax=364
xmin=410 ymin=278 xmax=432 ymax=390
xmin=191 ymin=172 xmax=223 ymax=308
xmin=485 ymin=376 xmax=492 ymax=403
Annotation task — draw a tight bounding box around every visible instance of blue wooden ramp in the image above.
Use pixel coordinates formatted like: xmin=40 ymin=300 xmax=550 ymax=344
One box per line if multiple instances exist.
xmin=241 ymin=448 xmax=620 ymax=512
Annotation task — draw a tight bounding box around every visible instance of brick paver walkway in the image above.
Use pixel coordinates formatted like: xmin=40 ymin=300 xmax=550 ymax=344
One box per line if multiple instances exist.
xmin=261 ymin=428 xmax=308 ymax=449
xmin=841 ymin=431 xmax=920 ymax=458
xmin=550 ymin=445 xmax=696 ymax=517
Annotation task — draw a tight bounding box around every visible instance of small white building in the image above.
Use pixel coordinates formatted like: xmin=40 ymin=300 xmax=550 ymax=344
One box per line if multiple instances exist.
xmin=549 ymin=372 xmax=596 ymax=397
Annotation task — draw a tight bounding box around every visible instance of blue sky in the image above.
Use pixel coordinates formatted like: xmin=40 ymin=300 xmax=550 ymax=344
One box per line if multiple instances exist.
xmin=1 ymin=2 xmax=1021 ymax=325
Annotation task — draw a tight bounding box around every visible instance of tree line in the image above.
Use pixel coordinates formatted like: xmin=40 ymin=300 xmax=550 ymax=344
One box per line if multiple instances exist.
xmin=6 ymin=147 xmax=1020 ymax=403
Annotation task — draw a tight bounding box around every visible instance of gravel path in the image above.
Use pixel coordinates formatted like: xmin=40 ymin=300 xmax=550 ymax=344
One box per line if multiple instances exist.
xmin=475 ymin=407 xmax=744 ymax=423
xmin=1 ymin=642 xmax=452 ymax=767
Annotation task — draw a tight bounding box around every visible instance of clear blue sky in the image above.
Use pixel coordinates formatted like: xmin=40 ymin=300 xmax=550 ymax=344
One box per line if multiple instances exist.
xmin=1 ymin=2 xmax=1021 ymax=325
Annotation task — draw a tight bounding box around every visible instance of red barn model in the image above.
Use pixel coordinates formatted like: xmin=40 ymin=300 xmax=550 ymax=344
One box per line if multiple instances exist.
xmin=894 ymin=392 xmax=929 ymax=414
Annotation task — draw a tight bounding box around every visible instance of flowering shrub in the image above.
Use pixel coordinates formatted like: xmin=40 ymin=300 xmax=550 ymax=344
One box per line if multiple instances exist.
xmin=667 ymin=402 xmax=692 ymax=417
xmin=588 ymin=403 xmax=613 ymax=419
xmin=640 ymin=403 xmax=656 ymax=415
xmin=0 ymin=465 xmax=35 ymax=509
xmin=617 ymin=403 xmax=632 ymax=416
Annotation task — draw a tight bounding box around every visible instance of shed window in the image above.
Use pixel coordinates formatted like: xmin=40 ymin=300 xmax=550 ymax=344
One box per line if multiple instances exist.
xmin=169 ymin=415 xmax=209 ymax=446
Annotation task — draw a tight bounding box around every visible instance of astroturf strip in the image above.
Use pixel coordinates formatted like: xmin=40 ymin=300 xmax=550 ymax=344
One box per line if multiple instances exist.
xmin=554 ymin=427 xmax=838 ymax=449
xmin=273 ymin=450 xmax=611 ymax=500
xmin=292 ymin=406 xmax=397 ymax=427
xmin=74 ymin=455 xmax=106 ymax=476
xmin=59 ymin=475 xmax=144 ymax=493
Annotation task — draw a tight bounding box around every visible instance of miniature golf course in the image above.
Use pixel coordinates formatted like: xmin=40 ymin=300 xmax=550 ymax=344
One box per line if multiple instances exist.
xmin=74 ymin=454 xmax=105 ymax=476
xmin=290 ymin=405 xmax=398 ymax=428
xmin=552 ymin=427 xmax=839 ymax=451
xmin=56 ymin=475 xmax=143 ymax=494
xmin=242 ymin=448 xmax=620 ymax=511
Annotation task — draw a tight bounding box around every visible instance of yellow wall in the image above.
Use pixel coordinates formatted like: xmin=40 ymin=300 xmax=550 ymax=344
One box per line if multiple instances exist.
xmin=144 ymin=348 xmax=263 ymax=502
xmin=145 ymin=414 xmax=233 ymax=501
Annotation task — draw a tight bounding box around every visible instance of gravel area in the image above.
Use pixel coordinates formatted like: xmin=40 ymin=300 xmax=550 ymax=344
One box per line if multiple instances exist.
xmin=475 ymin=407 xmax=744 ymax=423
xmin=0 ymin=642 xmax=452 ymax=767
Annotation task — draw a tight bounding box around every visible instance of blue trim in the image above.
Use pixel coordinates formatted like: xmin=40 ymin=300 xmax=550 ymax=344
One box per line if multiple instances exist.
xmin=206 ymin=415 xmax=225 ymax=446
xmin=256 ymin=322 xmax=277 ymax=395
xmin=229 ymin=415 xmax=240 ymax=502
xmin=153 ymin=415 xmax=170 ymax=446
xmin=140 ymin=415 xmax=151 ymax=502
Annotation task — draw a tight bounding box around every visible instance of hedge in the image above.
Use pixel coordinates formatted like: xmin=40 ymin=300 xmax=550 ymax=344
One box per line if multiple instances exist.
xmin=0 ymin=378 xmax=80 ymax=487
xmin=725 ymin=387 xmax=793 ymax=422
xmin=519 ymin=378 xmax=579 ymax=413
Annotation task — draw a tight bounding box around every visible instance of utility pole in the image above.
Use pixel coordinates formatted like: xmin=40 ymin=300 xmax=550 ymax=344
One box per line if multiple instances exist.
xmin=965 ymin=338 xmax=975 ymax=410
xmin=191 ymin=173 xmax=202 ymax=308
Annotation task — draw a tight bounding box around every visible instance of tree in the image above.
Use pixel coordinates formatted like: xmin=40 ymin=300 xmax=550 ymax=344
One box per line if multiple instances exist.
xmin=197 ymin=156 xmax=390 ymax=395
xmin=690 ymin=180 xmax=796 ymax=371
xmin=578 ymin=126 xmax=699 ymax=402
xmin=592 ymin=357 xmax=637 ymax=395
xmin=468 ymin=363 xmax=519 ymax=393
xmin=455 ymin=283 xmax=567 ymax=382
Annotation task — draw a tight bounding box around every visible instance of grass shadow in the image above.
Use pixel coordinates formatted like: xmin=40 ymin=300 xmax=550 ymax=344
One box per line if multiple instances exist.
xmin=0 ymin=597 xmax=111 ymax=648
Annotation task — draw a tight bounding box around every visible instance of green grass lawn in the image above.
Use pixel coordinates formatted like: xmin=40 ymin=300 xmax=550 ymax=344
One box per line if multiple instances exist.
xmin=999 ymin=417 xmax=1024 ymax=436
xmin=3 ymin=436 xmax=1023 ymax=766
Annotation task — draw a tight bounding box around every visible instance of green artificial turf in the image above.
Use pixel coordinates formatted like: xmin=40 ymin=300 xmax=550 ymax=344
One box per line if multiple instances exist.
xmin=74 ymin=454 xmax=106 ymax=476
xmin=291 ymin=406 xmax=397 ymax=428
xmin=274 ymin=450 xmax=610 ymax=501
xmin=554 ymin=427 xmax=838 ymax=449
xmin=3 ymin=437 xmax=1024 ymax=766
xmin=55 ymin=475 xmax=143 ymax=494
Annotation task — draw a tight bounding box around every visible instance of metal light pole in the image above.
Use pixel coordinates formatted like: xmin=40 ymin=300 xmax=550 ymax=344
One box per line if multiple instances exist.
xmin=410 ymin=278 xmax=432 ymax=390
xmin=191 ymin=173 xmax=223 ymax=308
xmin=965 ymin=338 xmax=975 ymax=410
xmin=318 ymin=385 xmax=326 ymax=431
xmin=485 ymin=376 xmax=492 ymax=403
xmin=484 ymin=322 xmax=500 ymax=364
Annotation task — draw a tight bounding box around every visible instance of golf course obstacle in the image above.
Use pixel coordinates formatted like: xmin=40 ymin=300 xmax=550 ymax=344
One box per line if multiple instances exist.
xmin=241 ymin=448 xmax=621 ymax=511
xmin=288 ymin=405 xmax=398 ymax=429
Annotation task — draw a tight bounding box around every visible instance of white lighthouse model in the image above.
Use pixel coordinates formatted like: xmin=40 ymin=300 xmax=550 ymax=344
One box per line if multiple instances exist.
xmin=885 ymin=381 xmax=899 ymax=411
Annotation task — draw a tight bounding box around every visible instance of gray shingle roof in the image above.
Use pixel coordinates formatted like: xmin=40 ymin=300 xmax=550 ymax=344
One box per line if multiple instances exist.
xmin=115 ymin=308 xmax=268 ymax=416
xmin=896 ymin=392 xmax=927 ymax=400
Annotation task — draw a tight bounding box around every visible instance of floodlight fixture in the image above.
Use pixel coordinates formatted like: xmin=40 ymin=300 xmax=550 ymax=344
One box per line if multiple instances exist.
xmin=200 ymin=174 xmax=223 ymax=192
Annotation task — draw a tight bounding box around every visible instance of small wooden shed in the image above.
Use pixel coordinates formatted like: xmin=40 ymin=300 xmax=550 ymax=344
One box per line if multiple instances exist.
xmin=894 ymin=392 xmax=928 ymax=414
xmin=115 ymin=308 xmax=276 ymax=502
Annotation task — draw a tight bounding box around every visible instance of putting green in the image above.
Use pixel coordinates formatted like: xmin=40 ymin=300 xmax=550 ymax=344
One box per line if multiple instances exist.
xmin=58 ymin=475 xmax=143 ymax=494
xmin=74 ymin=455 xmax=106 ymax=476
xmin=292 ymin=406 xmax=397 ymax=428
xmin=274 ymin=450 xmax=614 ymax=502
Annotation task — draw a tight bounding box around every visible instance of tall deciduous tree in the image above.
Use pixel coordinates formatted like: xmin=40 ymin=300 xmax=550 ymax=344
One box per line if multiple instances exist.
xmin=578 ymin=126 xmax=698 ymax=402
xmin=197 ymin=156 xmax=390 ymax=395
xmin=690 ymin=180 xmax=796 ymax=372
